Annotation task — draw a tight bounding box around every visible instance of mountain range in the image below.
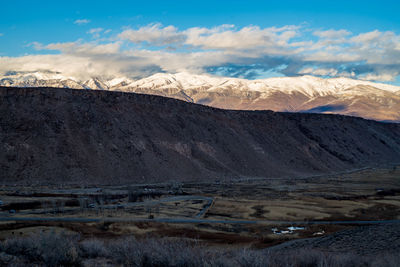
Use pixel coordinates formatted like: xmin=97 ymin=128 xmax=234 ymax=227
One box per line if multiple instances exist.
xmin=1 ymin=71 xmax=400 ymax=122
xmin=1 ymin=86 xmax=400 ymax=184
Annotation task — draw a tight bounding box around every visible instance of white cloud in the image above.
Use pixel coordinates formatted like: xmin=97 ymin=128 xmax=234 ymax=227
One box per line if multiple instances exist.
xmin=87 ymin=28 xmax=104 ymax=38
xmin=351 ymin=30 xmax=382 ymax=43
xmin=1 ymin=23 xmax=400 ymax=82
xmin=118 ymin=23 xmax=185 ymax=45
xmin=30 ymin=41 xmax=45 ymax=50
xmin=184 ymin=25 xmax=298 ymax=51
xmin=0 ymin=33 xmax=3 ymax=37
xmin=0 ymin=54 xmax=123 ymax=80
xmin=303 ymin=51 xmax=361 ymax=62
xmin=88 ymin=28 xmax=103 ymax=34
xmin=45 ymin=41 xmax=121 ymax=55
xmin=118 ymin=24 xmax=301 ymax=53
xmin=299 ymin=67 xmax=338 ymax=76
xmin=313 ymin=29 xmax=351 ymax=39
xmin=74 ymin=19 xmax=90 ymax=25
xmin=359 ymin=72 xmax=398 ymax=82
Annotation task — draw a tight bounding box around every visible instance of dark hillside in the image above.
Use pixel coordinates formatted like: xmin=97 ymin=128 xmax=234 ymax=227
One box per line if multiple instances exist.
xmin=1 ymin=86 xmax=400 ymax=185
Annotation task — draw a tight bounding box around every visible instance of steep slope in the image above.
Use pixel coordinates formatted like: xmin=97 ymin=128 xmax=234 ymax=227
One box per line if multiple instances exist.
xmin=118 ymin=74 xmax=400 ymax=122
xmin=1 ymin=71 xmax=400 ymax=121
xmin=1 ymin=86 xmax=400 ymax=185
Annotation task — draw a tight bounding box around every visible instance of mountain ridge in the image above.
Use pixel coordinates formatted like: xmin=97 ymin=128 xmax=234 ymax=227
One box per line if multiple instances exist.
xmin=1 ymin=71 xmax=400 ymax=122
xmin=1 ymin=86 xmax=400 ymax=185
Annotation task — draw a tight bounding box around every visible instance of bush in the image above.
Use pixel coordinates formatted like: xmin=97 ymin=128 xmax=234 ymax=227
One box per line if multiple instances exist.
xmin=0 ymin=251 xmax=24 ymax=266
xmin=80 ymin=239 xmax=107 ymax=259
xmin=371 ymin=253 xmax=400 ymax=267
xmin=109 ymin=236 xmax=143 ymax=266
xmin=2 ymin=231 xmax=81 ymax=266
xmin=109 ymin=237 xmax=213 ymax=267
xmin=0 ymin=232 xmax=399 ymax=267
xmin=234 ymin=248 xmax=271 ymax=267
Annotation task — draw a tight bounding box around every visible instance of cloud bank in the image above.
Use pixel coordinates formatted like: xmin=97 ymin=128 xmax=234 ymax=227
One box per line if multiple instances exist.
xmin=1 ymin=23 xmax=400 ymax=82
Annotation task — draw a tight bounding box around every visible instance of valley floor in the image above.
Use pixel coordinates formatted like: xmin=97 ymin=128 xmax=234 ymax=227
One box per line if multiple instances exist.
xmin=0 ymin=165 xmax=399 ymax=265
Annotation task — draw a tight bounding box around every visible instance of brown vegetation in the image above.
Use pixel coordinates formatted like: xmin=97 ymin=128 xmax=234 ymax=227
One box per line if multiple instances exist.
xmin=0 ymin=231 xmax=399 ymax=267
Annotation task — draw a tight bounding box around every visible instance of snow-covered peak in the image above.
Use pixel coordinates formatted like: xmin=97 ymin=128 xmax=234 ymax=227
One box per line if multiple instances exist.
xmin=173 ymin=72 xmax=224 ymax=87
xmin=82 ymin=78 xmax=109 ymax=90
xmin=327 ymin=77 xmax=400 ymax=93
xmin=1 ymin=71 xmax=400 ymax=121
xmin=2 ymin=71 xmax=77 ymax=82
xmin=121 ymin=72 xmax=400 ymax=97
xmin=2 ymin=70 xmax=399 ymax=95
xmin=128 ymin=73 xmax=182 ymax=89
xmin=106 ymin=77 xmax=134 ymax=88
xmin=242 ymin=75 xmax=400 ymax=96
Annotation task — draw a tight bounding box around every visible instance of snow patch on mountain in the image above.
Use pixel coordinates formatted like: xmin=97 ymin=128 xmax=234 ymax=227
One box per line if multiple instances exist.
xmin=1 ymin=71 xmax=400 ymax=121
xmin=1 ymin=71 xmax=399 ymax=94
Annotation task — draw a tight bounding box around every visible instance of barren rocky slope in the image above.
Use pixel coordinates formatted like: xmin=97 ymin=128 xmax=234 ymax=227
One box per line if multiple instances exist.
xmin=1 ymin=86 xmax=400 ymax=185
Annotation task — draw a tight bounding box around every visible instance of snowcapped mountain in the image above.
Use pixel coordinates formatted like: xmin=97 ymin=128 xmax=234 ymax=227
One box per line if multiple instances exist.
xmin=0 ymin=71 xmax=85 ymax=89
xmin=82 ymin=78 xmax=109 ymax=90
xmin=1 ymin=71 xmax=400 ymax=121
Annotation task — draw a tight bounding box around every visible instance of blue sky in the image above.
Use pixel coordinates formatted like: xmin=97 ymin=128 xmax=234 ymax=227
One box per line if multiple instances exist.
xmin=1 ymin=0 xmax=400 ymax=84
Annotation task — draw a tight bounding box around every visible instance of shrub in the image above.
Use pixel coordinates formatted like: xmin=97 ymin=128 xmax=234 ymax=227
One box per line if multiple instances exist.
xmin=371 ymin=253 xmax=400 ymax=267
xmin=233 ymin=248 xmax=271 ymax=267
xmin=2 ymin=230 xmax=81 ymax=266
xmin=0 ymin=251 xmax=24 ymax=266
xmin=109 ymin=236 xmax=144 ymax=266
xmin=80 ymin=239 xmax=107 ymax=259
xmin=109 ymin=237 xmax=213 ymax=267
xmin=0 ymin=232 xmax=399 ymax=267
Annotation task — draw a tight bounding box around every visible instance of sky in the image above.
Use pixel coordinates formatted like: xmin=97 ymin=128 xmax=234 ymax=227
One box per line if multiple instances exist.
xmin=1 ymin=0 xmax=400 ymax=84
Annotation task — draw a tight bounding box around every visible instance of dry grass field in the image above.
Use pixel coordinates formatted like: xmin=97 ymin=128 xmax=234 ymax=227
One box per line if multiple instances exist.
xmin=0 ymin=165 xmax=398 ymax=250
xmin=0 ymin=166 xmax=399 ymax=265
